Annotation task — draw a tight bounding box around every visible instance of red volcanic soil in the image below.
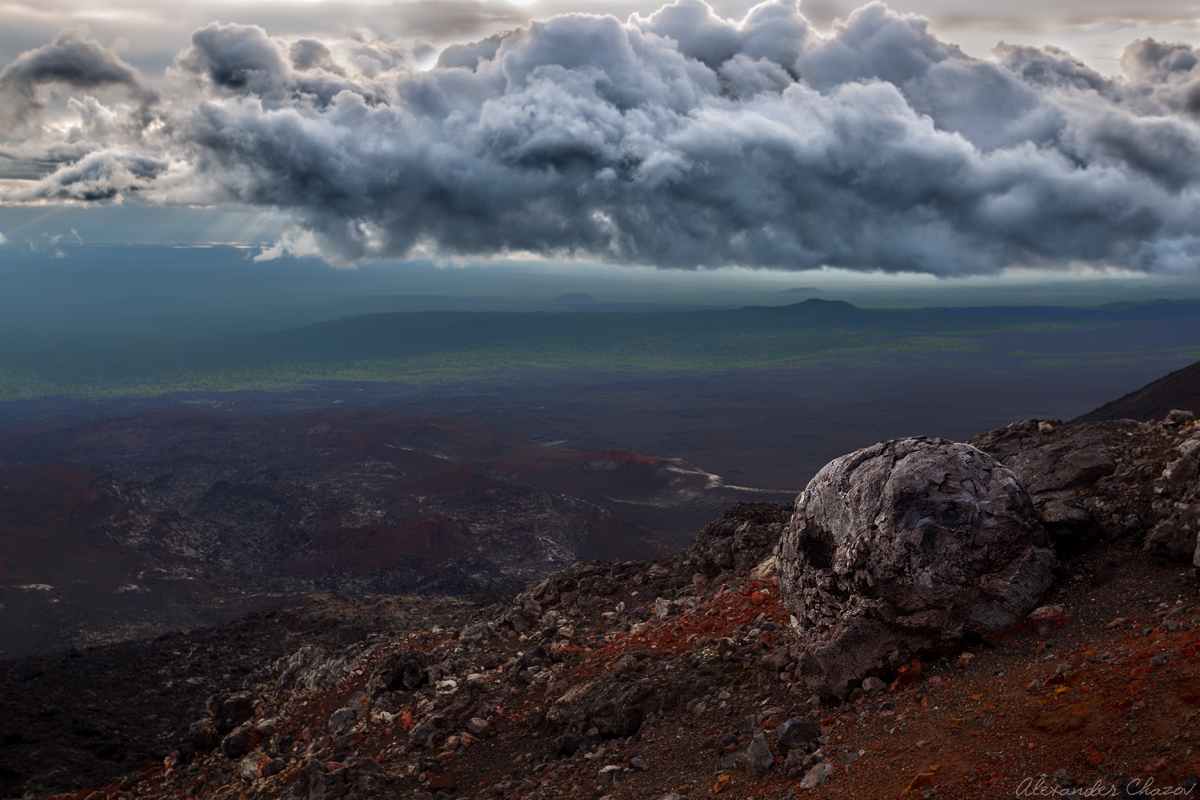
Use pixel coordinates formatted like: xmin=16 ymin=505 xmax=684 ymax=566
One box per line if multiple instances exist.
xmin=0 ymin=462 xmax=139 ymax=584
xmin=281 ymin=515 xmax=473 ymax=576
xmin=42 ymin=537 xmax=1199 ymax=800
xmin=0 ymin=462 xmax=282 ymax=659
xmin=0 ymin=408 xmax=782 ymax=655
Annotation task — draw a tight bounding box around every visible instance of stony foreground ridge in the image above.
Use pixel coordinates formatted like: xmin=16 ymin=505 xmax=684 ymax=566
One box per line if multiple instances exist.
xmin=970 ymin=411 xmax=1200 ymax=561
xmin=5 ymin=412 xmax=1200 ymax=800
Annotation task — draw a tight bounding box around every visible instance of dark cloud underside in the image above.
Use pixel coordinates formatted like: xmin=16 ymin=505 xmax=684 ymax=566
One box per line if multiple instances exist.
xmin=4 ymin=0 xmax=1200 ymax=274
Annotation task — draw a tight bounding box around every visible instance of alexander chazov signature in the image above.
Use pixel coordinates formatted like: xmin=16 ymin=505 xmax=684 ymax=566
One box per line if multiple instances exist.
xmin=1017 ymin=777 xmax=1197 ymax=797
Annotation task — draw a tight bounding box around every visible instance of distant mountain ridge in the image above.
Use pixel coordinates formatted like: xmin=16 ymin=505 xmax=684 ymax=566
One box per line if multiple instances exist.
xmin=7 ymin=295 xmax=1200 ymax=402
xmin=247 ymin=297 xmax=1200 ymax=365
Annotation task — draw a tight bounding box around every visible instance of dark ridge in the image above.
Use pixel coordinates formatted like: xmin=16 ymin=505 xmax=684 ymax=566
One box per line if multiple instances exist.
xmin=919 ymin=299 xmax=1200 ymax=321
xmin=1074 ymin=359 xmax=1200 ymax=423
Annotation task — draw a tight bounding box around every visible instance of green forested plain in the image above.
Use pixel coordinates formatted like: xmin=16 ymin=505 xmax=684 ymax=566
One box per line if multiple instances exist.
xmin=3 ymin=298 xmax=1200 ymax=401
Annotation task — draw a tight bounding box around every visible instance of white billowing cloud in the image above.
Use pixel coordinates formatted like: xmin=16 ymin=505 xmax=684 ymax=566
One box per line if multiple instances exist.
xmin=0 ymin=232 xmax=7 ymax=244
xmin=253 ymin=228 xmax=324 ymax=263
xmin=3 ymin=0 xmax=1200 ymax=274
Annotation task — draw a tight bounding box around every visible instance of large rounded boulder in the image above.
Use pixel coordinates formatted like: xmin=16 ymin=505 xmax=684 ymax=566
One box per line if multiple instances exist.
xmin=779 ymin=436 xmax=1055 ymax=699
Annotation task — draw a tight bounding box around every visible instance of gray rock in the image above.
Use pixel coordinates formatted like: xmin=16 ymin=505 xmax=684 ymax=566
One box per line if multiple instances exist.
xmin=675 ymin=503 xmax=793 ymax=578
xmin=408 ymin=713 xmax=447 ymax=749
xmin=1147 ymin=438 xmax=1200 ymax=559
xmin=861 ymin=676 xmax=886 ymax=696
xmin=784 ymin=748 xmax=811 ymax=779
xmin=220 ymin=727 xmax=253 ymax=759
xmin=499 ymin=610 xmax=530 ymax=634
xmin=777 ymin=717 xmax=821 ymax=755
xmin=460 ymin=622 xmax=493 ymax=645
xmin=327 ymin=706 xmax=358 ymax=734
xmin=188 ymin=720 xmax=221 ymax=754
xmin=779 ymin=437 xmax=1055 ymax=699
xmin=366 ymin=648 xmax=428 ymax=697
xmin=800 ymin=760 xmax=830 ymax=789
xmin=973 ymin=417 xmax=1200 ymax=561
xmin=719 ymin=749 xmax=746 ymax=770
xmin=206 ymin=691 xmax=255 ymax=732
xmin=598 ymin=765 xmax=622 ymax=785
xmin=969 ymin=421 xmax=1118 ymax=502
xmin=746 ymin=731 xmax=775 ymax=778
xmin=1167 ymin=410 xmax=1197 ymax=427
xmin=970 ymin=420 xmax=1122 ymax=549
xmin=760 ymin=646 xmax=792 ymax=673
xmin=1037 ymin=498 xmax=1095 ymax=548
xmin=654 ymin=598 xmax=679 ymax=619
xmin=466 ymin=717 xmax=494 ymax=738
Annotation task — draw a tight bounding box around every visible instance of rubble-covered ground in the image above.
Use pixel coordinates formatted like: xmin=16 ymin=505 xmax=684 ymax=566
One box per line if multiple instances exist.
xmin=8 ymin=414 xmax=1200 ymax=800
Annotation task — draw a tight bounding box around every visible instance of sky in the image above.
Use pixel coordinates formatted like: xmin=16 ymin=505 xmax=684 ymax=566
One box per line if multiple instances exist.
xmin=2 ymin=0 xmax=1200 ymax=299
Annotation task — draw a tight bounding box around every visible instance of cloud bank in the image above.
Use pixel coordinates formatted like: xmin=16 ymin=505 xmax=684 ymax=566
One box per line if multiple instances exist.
xmin=3 ymin=0 xmax=1200 ymax=274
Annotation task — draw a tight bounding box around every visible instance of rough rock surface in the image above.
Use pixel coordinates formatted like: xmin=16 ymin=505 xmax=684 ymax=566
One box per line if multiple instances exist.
xmin=970 ymin=413 xmax=1200 ymax=559
xmin=675 ymin=502 xmax=792 ymax=579
xmin=778 ymin=437 xmax=1056 ymax=699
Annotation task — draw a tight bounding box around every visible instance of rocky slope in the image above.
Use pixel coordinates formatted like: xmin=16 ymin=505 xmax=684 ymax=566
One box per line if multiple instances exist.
xmin=7 ymin=388 xmax=1200 ymax=800
xmin=3 ymin=408 xmax=1200 ymax=800
xmin=0 ymin=409 xmax=788 ymax=657
xmin=1076 ymin=360 xmax=1200 ymax=423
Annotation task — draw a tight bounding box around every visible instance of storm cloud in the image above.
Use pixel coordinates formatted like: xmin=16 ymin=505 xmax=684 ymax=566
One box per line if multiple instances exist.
xmin=5 ymin=0 xmax=1200 ymax=273
xmin=0 ymin=29 xmax=150 ymax=129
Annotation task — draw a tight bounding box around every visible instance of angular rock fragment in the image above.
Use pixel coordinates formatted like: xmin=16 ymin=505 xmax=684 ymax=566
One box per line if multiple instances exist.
xmin=366 ymin=649 xmax=429 ymax=697
xmin=745 ymin=731 xmax=775 ymax=778
xmin=598 ymin=764 xmax=622 ymax=785
xmin=327 ymin=706 xmax=358 ymax=734
xmin=776 ymin=717 xmax=821 ymax=756
xmin=466 ymin=717 xmax=494 ymax=738
xmin=970 ymin=416 xmax=1200 ymax=560
xmin=969 ymin=420 xmax=1120 ymax=549
xmin=459 ymin=622 xmax=493 ymax=645
xmin=206 ymin=692 xmax=254 ymax=733
xmin=779 ymin=437 xmax=1055 ymax=699
xmin=800 ymin=760 xmax=830 ymax=789
xmin=677 ymin=503 xmax=793 ymax=578
xmin=220 ymin=727 xmax=253 ymax=759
